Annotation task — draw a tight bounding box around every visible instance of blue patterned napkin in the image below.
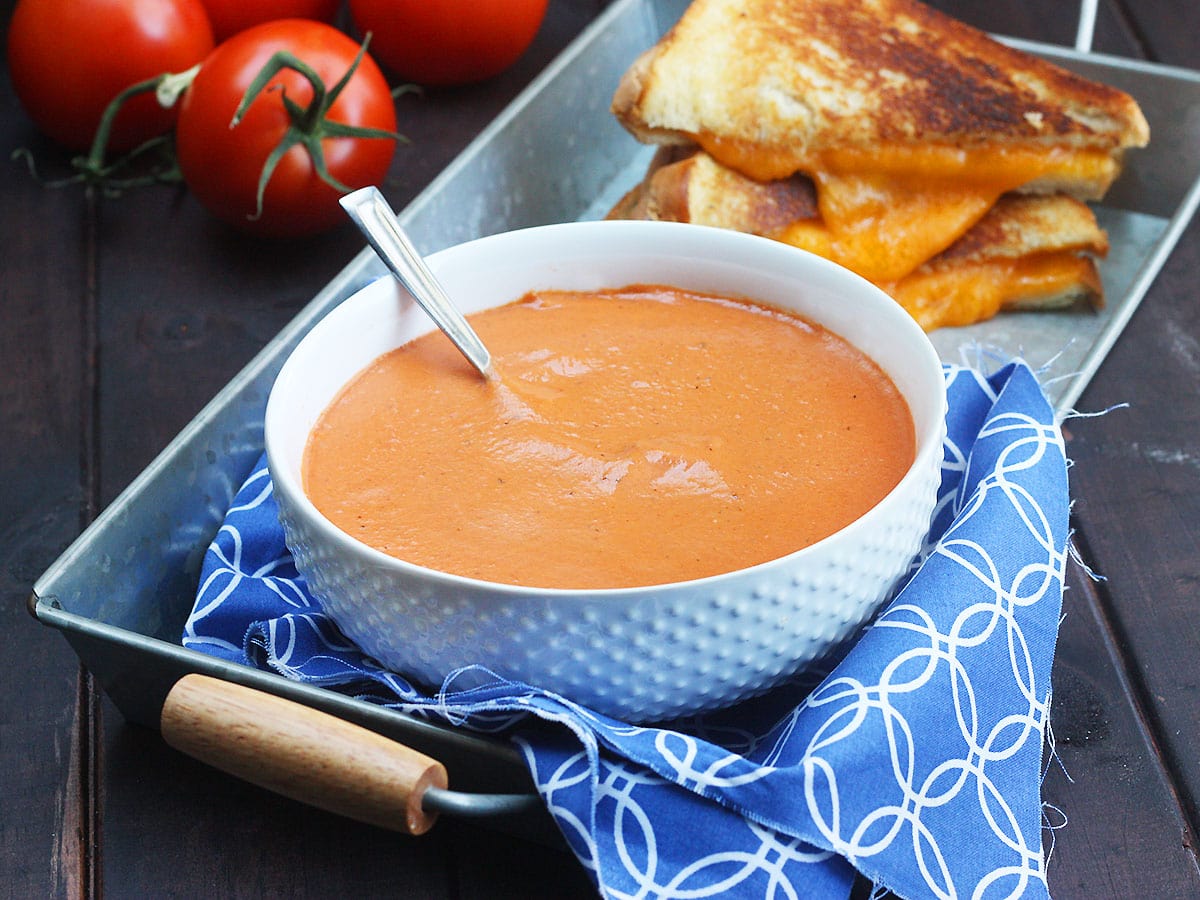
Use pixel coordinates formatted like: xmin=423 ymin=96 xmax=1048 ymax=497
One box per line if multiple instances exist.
xmin=184 ymin=360 xmax=1067 ymax=900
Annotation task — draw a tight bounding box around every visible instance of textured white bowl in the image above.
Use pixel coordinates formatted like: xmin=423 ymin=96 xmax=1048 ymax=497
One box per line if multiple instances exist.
xmin=265 ymin=220 xmax=946 ymax=722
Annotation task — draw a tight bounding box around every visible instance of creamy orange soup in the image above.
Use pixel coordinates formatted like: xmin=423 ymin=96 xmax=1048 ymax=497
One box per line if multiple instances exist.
xmin=302 ymin=285 xmax=915 ymax=589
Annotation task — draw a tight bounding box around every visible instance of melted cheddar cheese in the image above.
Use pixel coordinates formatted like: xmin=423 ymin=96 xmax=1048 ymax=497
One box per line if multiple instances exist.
xmin=696 ymin=136 xmax=1118 ymax=186
xmin=882 ymin=253 xmax=1102 ymax=331
xmin=696 ymin=135 xmax=1117 ymax=281
xmin=813 ymin=172 xmax=1001 ymax=280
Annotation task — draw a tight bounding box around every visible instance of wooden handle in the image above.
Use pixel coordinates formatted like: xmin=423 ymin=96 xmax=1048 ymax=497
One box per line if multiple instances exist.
xmin=160 ymin=674 xmax=447 ymax=835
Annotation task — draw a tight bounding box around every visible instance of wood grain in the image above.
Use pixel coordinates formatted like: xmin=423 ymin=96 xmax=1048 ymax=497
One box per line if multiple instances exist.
xmin=161 ymin=675 xmax=448 ymax=835
xmin=0 ymin=29 xmax=94 ymax=897
xmin=3 ymin=0 xmax=1199 ymax=897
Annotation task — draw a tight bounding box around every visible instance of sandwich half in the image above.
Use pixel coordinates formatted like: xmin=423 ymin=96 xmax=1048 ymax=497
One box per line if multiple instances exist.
xmin=611 ymin=0 xmax=1148 ymax=287
xmin=609 ymin=147 xmax=1109 ymax=331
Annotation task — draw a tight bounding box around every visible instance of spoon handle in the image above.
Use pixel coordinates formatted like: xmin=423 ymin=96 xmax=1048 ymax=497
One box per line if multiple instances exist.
xmin=340 ymin=186 xmax=494 ymax=379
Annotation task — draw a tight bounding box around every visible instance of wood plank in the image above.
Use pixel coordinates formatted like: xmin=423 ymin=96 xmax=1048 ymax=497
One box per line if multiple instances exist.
xmin=1109 ymin=0 xmax=1196 ymax=67
xmin=101 ymin=708 xmax=594 ymax=896
xmin=1043 ymin=566 xmax=1200 ymax=895
xmin=1065 ymin=212 xmax=1200 ymax=834
xmin=0 ymin=18 xmax=96 ymax=892
xmin=1060 ymin=0 xmax=1200 ymax=861
xmin=924 ymin=0 xmax=1141 ymax=53
xmin=101 ymin=712 xmax=456 ymax=897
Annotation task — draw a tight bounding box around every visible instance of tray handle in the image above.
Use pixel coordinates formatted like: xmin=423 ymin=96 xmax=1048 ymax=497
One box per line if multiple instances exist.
xmin=1075 ymin=0 xmax=1097 ymax=52
xmin=161 ymin=673 xmax=448 ymax=835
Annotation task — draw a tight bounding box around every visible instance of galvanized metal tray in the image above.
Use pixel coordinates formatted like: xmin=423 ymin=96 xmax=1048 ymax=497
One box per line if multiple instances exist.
xmin=30 ymin=0 xmax=1200 ymax=833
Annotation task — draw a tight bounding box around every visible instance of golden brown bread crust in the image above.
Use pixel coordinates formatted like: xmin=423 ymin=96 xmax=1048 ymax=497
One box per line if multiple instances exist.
xmin=933 ymin=193 xmax=1109 ymax=263
xmin=607 ymin=147 xmax=818 ymax=234
xmin=613 ymin=0 xmax=1150 ymax=172
xmin=1002 ymin=274 xmax=1102 ymax=310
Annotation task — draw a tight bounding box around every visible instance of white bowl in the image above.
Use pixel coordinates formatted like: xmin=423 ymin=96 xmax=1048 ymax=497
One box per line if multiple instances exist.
xmin=265 ymin=220 xmax=946 ymax=722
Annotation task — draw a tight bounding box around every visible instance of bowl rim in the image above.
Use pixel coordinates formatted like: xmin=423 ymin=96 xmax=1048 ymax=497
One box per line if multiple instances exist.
xmin=264 ymin=219 xmax=947 ymax=598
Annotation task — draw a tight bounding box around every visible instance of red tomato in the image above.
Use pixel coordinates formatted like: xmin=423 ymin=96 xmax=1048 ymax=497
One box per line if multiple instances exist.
xmin=6 ymin=0 xmax=215 ymax=152
xmin=198 ymin=0 xmax=341 ymax=41
xmin=175 ymin=19 xmax=399 ymax=238
xmin=347 ymin=0 xmax=549 ymax=87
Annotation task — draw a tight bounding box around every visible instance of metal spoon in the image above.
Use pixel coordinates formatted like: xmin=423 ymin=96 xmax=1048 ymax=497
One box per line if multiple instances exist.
xmin=340 ymin=186 xmax=494 ymax=380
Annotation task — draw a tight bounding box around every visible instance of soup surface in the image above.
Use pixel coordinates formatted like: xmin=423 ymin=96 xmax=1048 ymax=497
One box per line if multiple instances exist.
xmin=303 ymin=285 xmax=915 ymax=589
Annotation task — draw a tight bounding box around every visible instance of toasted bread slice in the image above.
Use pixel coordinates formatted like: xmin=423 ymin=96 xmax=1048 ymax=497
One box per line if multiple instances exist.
xmin=613 ymin=0 xmax=1149 ymax=185
xmin=608 ymin=147 xmax=819 ymax=234
xmin=609 ymin=149 xmax=1108 ymax=330
xmin=928 ymin=192 xmax=1109 ymax=264
xmin=611 ymin=0 xmax=1146 ymax=282
xmin=882 ymin=193 xmax=1108 ymax=329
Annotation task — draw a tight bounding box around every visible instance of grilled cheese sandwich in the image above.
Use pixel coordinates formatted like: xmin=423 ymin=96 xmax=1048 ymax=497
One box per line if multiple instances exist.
xmin=609 ymin=148 xmax=1110 ymax=330
xmin=611 ymin=0 xmax=1148 ymax=299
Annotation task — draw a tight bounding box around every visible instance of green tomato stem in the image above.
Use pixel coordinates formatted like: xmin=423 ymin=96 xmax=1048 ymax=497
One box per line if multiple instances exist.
xmin=14 ymin=67 xmax=197 ymax=193
xmin=228 ymin=34 xmax=406 ymax=222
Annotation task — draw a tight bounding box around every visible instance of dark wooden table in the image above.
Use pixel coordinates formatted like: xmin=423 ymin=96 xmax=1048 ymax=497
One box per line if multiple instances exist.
xmin=4 ymin=0 xmax=1199 ymax=896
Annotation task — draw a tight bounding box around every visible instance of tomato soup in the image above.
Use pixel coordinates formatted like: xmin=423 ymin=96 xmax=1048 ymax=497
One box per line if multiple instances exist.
xmin=302 ymin=285 xmax=915 ymax=589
